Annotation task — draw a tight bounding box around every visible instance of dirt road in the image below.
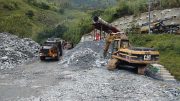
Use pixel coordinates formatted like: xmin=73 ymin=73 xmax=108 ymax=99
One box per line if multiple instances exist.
xmin=0 ymin=60 xmax=62 ymax=100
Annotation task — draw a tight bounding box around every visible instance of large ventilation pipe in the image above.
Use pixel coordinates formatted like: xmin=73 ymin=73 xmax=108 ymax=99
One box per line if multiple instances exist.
xmin=92 ymin=16 xmax=120 ymax=33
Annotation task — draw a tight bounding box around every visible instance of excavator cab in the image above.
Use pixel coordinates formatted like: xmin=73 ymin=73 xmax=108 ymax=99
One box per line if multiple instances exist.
xmin=112 ymin=40 xmax=119 ymax=53
xmin=112 ymin=39 xmax=130 ymax=53
xmin=120 ymin=39 xmax=130 ymax=49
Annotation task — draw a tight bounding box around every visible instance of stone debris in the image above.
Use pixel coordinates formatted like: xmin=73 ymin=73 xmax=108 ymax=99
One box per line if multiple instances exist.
xmin=59 ymin=41 xmax=107 ymax=68
xmin=14 ymin=40 xmax=180 ymax=101
xmin=20 ymin=69 xmax=180 ymax=101
xmin=67 ymin=48 xmax=99 ymax=67
xmin=33 ymin=40 xmax=180 ymax=101
xmin=0 ymin=32 xmax=40 ymax=70
xmin=111 ymin=8 xmax=180 ymax=32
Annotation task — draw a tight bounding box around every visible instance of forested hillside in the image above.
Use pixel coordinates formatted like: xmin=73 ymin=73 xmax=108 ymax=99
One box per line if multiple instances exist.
xmin=0 ymin=0 xmax=117 ymax=43
xmin=0 ymin=0 xmax=180 ymax=43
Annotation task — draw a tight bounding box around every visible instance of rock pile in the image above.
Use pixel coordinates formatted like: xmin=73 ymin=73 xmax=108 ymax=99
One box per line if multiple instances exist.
xmin=67 ymin=48 xmax=99 ymax=67
xmin=60 ymin=41 xmax=107 ymax=69
xmin=0 ymin=32 xmax=40 ymax=70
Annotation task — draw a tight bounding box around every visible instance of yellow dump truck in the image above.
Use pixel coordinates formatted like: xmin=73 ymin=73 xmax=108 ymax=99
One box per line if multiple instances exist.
xmin=39 ymin=38 xmax=63 ymax=61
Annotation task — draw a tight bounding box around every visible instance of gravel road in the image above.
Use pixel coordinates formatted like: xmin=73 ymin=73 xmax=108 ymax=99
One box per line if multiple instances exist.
xmin=0 ymin=60 xmax=62 ymax=101
xmin=0 ymin=41 xmax=180 ymax=101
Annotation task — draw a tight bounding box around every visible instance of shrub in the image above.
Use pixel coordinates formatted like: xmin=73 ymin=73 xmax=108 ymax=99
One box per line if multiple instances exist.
xmin=3 ymin=2 xmax=18 ymax=10
xmin=114 ymin=1 xmax=133 ymax=18
xmin=25 ymin=10 xmax=34 ymax=19
xmin=91 ymin=10 xmax=104 ymax=17
xmin=58 ymin=8 xmax=65 ymax=14
xmin=36 ymin=24 xmax=67 ymax=43
xmin=26 ymin=0 xmax=50 ymax=10
xmin=39 ymin=2 xmax=50 ymax=10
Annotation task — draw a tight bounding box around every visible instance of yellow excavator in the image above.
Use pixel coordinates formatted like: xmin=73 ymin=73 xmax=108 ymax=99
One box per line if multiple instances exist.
xmin=93 ymin=16 xmax=159 ymax=74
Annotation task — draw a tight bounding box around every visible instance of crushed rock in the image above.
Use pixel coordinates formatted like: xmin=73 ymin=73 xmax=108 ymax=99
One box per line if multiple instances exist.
xmin=19 ymin=69 xmax=180 ymax=101
xmin=0 ymin=32 xmax=40 ymax=70
xmin=59 ymin=41 xmax=107 ymax=69
xmin=17 ymin=41 xmax=180 ymax=101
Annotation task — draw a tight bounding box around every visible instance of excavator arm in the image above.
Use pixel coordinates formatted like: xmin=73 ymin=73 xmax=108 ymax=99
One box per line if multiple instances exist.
xmin=103 ymin=33 xmax=118 ymax=57
xmin=103 ymin=33 xmax=128 ymax=57
xmin=92 ymin=16 xmax=128 ymax=57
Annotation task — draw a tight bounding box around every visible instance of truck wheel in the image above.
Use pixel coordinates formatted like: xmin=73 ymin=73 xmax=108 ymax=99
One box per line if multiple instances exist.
xmin=107 ymin=58 xmax=118 ymax=70
xmin=55 ymin=57 xmax=59 ymax=61
xmin=59 ymin=48 xmax=63 ymax=56
xmin=40 ymin=56 xmax=45 ymax=61
xmin=55 ymin=55 xmax=59 ymax=61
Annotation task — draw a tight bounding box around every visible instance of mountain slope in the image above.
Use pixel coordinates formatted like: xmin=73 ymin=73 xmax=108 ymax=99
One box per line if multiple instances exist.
xmin=0 ymin=0 xmax=117 ymax=43
xmin=0 ymin=0 xmax=90 ymax=41
xmin=0 ymin=0 xmax=179 ymax=44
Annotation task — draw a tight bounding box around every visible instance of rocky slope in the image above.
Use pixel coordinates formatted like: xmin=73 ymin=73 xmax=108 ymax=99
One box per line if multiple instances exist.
xmin=0 ymin=32 xmax=40 ymax=70
xmin=111 ymin=8 xmax=180 ymax=32
xmin=81 ymin=8 xmax=180 ymax=43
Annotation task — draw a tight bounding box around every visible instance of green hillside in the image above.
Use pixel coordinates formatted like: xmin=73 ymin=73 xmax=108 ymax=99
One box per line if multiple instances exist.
xmin=42 ymin=0 xmax=116 ymax=9
xmin=0 ymin=0 xmax=91 ymax=42
xmin=0 ymin=0 xmax=117 ymax=43
xmin=1 ymin=0 xmax=179 ymax=44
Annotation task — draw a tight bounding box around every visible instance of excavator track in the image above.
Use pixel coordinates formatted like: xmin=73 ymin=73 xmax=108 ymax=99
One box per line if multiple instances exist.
xmin=137 ymin=66 xmax=146 ymax=75
xmin=107 ymin=58 xmax=118 ymax=70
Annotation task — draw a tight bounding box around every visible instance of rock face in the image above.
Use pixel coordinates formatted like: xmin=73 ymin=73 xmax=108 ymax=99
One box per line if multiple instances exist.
xmin=112 ymin=8 xmax=180 ymax=32
xmin=0 ymin=32 xmax=40 ymax=70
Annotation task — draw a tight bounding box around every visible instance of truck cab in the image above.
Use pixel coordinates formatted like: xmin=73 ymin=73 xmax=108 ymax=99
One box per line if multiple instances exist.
xmin=39 ymin=38 xmax=63 ymax=61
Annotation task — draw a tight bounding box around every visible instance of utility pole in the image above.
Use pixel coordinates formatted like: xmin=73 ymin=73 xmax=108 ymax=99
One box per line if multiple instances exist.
xmin=148 ymin=0 xmax=151 ymax=34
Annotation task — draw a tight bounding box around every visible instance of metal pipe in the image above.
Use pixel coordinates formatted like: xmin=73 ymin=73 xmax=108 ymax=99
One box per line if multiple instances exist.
xmin=93 ymin=16 xmax=120 ymax=33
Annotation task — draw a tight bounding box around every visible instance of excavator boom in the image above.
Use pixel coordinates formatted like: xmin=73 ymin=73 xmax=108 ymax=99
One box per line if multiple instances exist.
xmin=92 ymin=16 xmax=128 ymax=57
xmin=103 ymin=33 xmax=128 ymax=57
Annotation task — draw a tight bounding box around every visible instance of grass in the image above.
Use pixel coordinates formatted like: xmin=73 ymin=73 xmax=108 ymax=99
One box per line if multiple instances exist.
xmin=128 ymin=34 xmax=180 ymax=80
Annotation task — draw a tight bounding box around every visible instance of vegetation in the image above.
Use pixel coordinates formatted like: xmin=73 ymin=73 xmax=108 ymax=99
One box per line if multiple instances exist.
xmin=113 ymin=0 xmax=180 ymax=19
xmin=0 ymin=0 xmax=179 ymax=44
xmin=0 ymin=0 xmax=116 ymax=44
xmin=129 ymin=34 xmax=180 ymax=80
